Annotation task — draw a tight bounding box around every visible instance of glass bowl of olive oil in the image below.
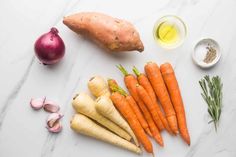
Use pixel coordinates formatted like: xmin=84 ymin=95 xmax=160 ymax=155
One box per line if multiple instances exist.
xmin=153 ymin=15 xmax=187 ymax=49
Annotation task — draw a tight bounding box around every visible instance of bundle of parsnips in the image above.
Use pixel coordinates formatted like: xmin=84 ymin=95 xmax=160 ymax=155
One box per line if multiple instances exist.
xmin=70 ymin=76 xmax=141 ymax=154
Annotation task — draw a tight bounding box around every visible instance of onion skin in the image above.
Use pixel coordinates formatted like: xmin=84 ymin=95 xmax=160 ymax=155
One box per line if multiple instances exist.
xmin=34 ymin=27 xmax=65 ymax=65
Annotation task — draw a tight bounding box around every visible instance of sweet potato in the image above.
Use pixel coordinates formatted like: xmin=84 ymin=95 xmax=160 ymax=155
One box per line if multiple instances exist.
xmin=63 ymin=12 xmax=144 ymax=52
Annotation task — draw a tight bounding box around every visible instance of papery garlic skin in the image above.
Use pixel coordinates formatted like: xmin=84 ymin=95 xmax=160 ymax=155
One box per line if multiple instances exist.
xmin=30 ymin=97 xmax=46 ymax=110
xmin=43 ymin=100 xmax=60 ymax=113
xmin=46 ymin=113 xmax=63 ymax=127
xmin=46 ymin=121 xmax=63 ymax=133
xmin=46 ymin=113 xmax=63 ymax=133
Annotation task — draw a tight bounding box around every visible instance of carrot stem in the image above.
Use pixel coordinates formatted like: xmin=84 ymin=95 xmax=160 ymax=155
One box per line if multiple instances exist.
xmin=108 ymin=79 xmax=128 ymax=97
xmin=117 ymin=64 xmax=129 ymax=76
xmin=132 ymin=66 xmax=141 ymax=77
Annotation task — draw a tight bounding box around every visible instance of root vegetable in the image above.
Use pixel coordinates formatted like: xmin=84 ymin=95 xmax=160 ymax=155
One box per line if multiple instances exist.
xmin=71 ymin=114 xmax=141 ymax=154
xmin=108 ymin=79 xmax=152 ymax=136
xmin=72 ymin=93 xmax=131 ymax=141
xmin=160 ymin=63 xmax=190 ymax=145
xmin=88 ymin=76 xmax=110 ymax=97
xmin=110 ymin=92 xmax=153 ymax=154
xmin=88 ymin=76 xmax=138 ymax=146
xmin=133 ymin=66 xmax=172 ymax=134
xmin=136 ymin=84 xmax=163 ymax=131
xmin=145 ymin=62 xmax=178 ymax=134
xmin=136 ymin=85 xmax=164 ymax=146
xmin=125 ymin=96 xmax=152 ymax=136
xmin=63 ymin=12 xmax=144 ymax=52
xmin=95 ymin=95 xmax=139 ymax=146
xmin=117 ymin=65 xmax=159 ymax=134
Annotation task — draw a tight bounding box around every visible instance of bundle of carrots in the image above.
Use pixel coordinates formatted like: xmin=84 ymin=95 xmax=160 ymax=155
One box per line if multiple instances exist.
xmin=109 ymin=62 xmax=190 ymax=154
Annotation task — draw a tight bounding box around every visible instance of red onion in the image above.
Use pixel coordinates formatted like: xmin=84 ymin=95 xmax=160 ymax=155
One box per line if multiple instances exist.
xmin=34 ymin=27 xmax=65 ymax=65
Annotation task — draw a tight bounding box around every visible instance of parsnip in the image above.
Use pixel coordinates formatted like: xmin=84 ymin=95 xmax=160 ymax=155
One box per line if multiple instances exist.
xmin=95 ymin=95 xmax=139 ymax=146
xmin=70 ymin=114 xmax=141 ymax=154
xmin=88 ymin=76 xmax=139 ymax=145
xmin=72 ymin=92 xmax=131 ymax=141
xmin=88 ymin=76 xmax=110 ymax=97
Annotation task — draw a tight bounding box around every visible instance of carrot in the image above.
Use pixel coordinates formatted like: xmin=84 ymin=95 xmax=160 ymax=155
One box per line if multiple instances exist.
xmin=145 ymin=62 xmax=178 ymax=134
xmin=125 ymin=96 xmax=152 ymax=137
xmin=110 ymin=92 xmax=153 ymax=154
xmin=109 ymin=80 xmax=163 ymax=146
xmin=134 ymin=86 xmax=164 ymax=146
xmin=160 ymin=63 xmax=190 ymax=145
xmin=70 ymin=114 xmax=141 ymax=154
xmin=133 ymin=66 xmax=172 ymax=134
xmin=108 ymin=79 xmax=152 ymax=137
xmin=117 ymin=65 xmax=162 ymax=133
xmin=135 ymin=84 xmax=162 ymax=128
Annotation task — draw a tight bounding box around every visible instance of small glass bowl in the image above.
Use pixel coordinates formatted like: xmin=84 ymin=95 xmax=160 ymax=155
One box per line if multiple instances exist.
xmin=153 ymin=15 xmax=187 ymax=49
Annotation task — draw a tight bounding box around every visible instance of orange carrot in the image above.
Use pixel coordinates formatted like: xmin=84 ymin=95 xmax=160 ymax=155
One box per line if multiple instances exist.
xmin=111 ymin=92 xmax=154 ymax=154
xmin=117 ymin=65 xmax=160 ymax=134
xmin=125 ymin=96 xmax=152 ymax=137
xmin=108 ymin=79 xmax=152 ymax=137
xmin=136 ymin=84 xmax=164 ymax=131
xmin=133 ymin=66 xmax=172 ymax=134
xmin=160 ymin=63 xmax=190 ymax=145
xmin=133 ymin=66 xmax=158 ymax=103
xmin=134 ymin=86 xmax=164 ymax=146
xmin=145 ymin=62 xmax=178 ymax=134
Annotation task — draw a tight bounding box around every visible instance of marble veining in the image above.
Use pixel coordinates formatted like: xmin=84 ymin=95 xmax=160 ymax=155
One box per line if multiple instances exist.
xmin=0 ymin=56 xmax=35 ymax=130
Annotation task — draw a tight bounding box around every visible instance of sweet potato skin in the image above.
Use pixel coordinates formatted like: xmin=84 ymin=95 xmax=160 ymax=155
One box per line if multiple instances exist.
xmin=63 ymin=12 xmax=144 ymax=52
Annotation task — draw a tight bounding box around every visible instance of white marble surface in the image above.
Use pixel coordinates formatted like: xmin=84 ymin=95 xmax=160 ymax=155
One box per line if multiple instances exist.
xmin=0 ymin=0 xmax=236 ymax=156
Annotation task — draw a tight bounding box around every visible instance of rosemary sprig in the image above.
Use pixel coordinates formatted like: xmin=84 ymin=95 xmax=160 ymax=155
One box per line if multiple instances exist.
xmin=199 ymin=75 xmax=223 ymax=132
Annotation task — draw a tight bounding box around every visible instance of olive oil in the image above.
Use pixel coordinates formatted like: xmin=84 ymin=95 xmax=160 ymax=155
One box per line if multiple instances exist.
xmin=156 ymin=22 xmax=179 ymax=45
xmin=153 ymin=15 xmax=186 ymax=49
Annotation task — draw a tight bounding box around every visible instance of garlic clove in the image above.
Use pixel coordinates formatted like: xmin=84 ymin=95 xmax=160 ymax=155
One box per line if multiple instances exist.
xmin=43 ymin=100 xmax=60 ymax=113
xmin=30 ymin=97 xmax=46 ymax=110
xmin=46 ymin=121 xmax=63 ymax=133
xmin=46 ymin=113 xmax=63 ymax=128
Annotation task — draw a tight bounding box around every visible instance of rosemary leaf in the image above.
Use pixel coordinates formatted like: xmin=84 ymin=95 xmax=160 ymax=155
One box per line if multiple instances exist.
xmin=199 ymin=75 xmax=223 ymax=132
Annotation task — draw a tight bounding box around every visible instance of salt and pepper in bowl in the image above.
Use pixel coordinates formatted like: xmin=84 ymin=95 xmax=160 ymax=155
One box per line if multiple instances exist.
xmin=192 ymin=38 xmax=221 ymax=68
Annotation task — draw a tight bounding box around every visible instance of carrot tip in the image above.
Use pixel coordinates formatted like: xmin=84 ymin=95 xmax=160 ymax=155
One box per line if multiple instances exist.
xmin=173 ymin=130 xmax=179 ymax=135
xmin=186 ymin=139 xmax=191 ymax=146
xmin=154 ymin=136 xmax=164 ymax=147
xmin=146 ymin=129 xmax=152 ymax=137
xmin=159 ymin=142 xmax=164 ymax=147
